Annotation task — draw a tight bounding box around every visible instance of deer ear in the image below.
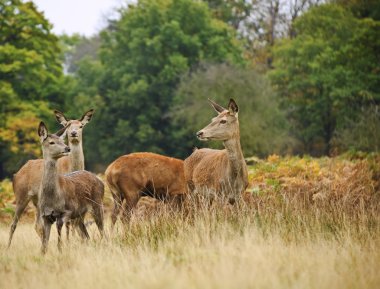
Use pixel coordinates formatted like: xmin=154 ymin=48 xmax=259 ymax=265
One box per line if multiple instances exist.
xmin=54 ymin=110 xmax=68 ymax=126
xmin=38 ymin=122 xmax=48 ymax=143
xmin=55 ymin=123 xmax=70 ymax=139
xmin=228 ymin=98 xmax=238 ymax=116
xmin=79 ymin=109 xmax=94 ymax=125
xmin=208 ymin=99 xmax=226 ymax=114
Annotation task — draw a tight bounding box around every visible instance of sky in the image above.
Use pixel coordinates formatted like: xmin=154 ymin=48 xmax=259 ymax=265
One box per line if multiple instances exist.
xmin=32 ymin=0 xmax=125 ymax=36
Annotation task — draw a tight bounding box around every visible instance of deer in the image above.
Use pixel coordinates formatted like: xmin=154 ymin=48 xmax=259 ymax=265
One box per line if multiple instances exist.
xmin=7 ymin=109 xmax=94 ymax=248
xmin=105 ymin=152 xmax=186 ymax=226
xmin=37 ymin=121 xmax=104 ymax=254
xmin=184 ymin=99 xmax=248 ymax=204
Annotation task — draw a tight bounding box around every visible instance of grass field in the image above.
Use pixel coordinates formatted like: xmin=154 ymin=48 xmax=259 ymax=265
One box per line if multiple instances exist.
xmin=0 ymin=155 xmax=379 ymax=289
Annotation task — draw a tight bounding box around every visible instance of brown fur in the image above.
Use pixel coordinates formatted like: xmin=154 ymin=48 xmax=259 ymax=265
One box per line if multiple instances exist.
xmin=184 ymin=99 xmax=248 ymax=201
xmin=40 ymin=170 xmax=104 ymax=225
xmin=185 ymin=148 xmax=230 ymax=191
xmin=13 ymin=158 xmax=70 ymax=206
xmin=39 ymin=166 xmax=104 ymax=254
xmin=35 ymin=122 xmax=103 ymax=254
xmin=8 ymin=158 xmax=71 ymax=246
xmin=8 ymin=110 xmax=94 ymax=248
xmin=184 ymin=147 xmax=248 ymax=198
xmin=105 ymin=152 xmax=185 ymax=225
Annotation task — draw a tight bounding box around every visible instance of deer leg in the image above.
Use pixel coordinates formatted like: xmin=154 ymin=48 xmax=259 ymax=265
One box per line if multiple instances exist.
xmin=65 ymin=222 xmax=70 ymax=241
xmin=41 ymin=217 xmax=52 ymax=255
xmin=169 ymin=194 xmax=185 ymax=211
xmin=120 ymin=200 xmax=130 ymax=224
xmin=56 ymin=218 xmax=64 ymax=252
xmin=117 ymin=181 xmax=141 ymax=224
xmin=77 ymin=218 xmax=90 ymax=240
xmin=34 ymin=207 xmax=44 ymax=241
xmin=62 ymin=213 xmax=77 ymax=240
xmin=30 ymin=196 xmax=45 ymax=241
xmin=8 ymin=196 xmax=31 ymax=248
xmin=111 ymin=191 xmax=124 ymax=228
xmin=123 ymin=193 xmax=140 ymax=223
xmin=92 ymin=202 xmax=104 ymax=237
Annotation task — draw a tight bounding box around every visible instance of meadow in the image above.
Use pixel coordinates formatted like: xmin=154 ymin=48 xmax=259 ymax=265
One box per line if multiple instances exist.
xmin=0 ymin=155 xmax=379 ymax=289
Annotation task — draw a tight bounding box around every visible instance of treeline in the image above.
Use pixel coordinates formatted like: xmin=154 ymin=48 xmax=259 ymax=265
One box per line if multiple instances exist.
xmin=0 ymin=0 xmax=379 ymax=178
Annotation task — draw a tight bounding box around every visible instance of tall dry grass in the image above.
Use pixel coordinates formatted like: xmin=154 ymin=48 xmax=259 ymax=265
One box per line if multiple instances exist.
xmin=0 ymin=155 xmax=379 ymax=289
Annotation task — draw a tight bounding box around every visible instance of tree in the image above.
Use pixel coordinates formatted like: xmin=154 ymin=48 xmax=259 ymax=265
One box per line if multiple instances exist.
xmin=172 ymin=63 xmax=290 ymax=157
xmin=60 ymin=34 xmax=101 ymax=74
xmin=334 ymin=0 xmax=380 ymax=21
xmin=270 ymin=4 xmax=380 ymax=155
xmin=0 ymin=0 xmax=63 ymax=178
xmin=0 ymin=0 xmax=62 ymax=102
xmin=205 ymin=0 xmax=252 ymax=30
xmin=85 ymin=0 xmax=244 ymax=168
xmin=205 ymin=0 xmax=324 ymax=68
xmin=335 ymin=106 xmax=380 ymax=153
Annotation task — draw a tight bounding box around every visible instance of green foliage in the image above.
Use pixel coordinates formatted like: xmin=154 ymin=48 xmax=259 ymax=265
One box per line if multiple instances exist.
xmin=335 ymin=106 xmax=380 ymax=153
xmin=0 ymin=0 xmax=63 ymax=178
xmin=62 ymin=57 xmax=104 ymax=114
xmin=2 ymin=0 xmax=379 ymax=178
xmin=81 ymin=0 xmax=244 ymax=167
xmin=270 ymin=4 xmax=380 ymax=155
xmin=173 ymin=64 xmax=290 ymax=157
xmin=0 ymin=178 xmax=14 ymax=219
xmin=0 ymin=0 xmax=62 ymax=102
xmin=334 ymin=0 xmax=380 ymax=20
xmin=205 ymin=0 xmax=252 ymax=29
xmin=60 ymin=33 xmax=101 ymax=74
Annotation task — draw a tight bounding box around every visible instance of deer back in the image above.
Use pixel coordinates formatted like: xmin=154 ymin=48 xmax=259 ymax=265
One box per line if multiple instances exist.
xmin=106 ymin=152 xmax=185 ymax=197
xmin=13 ymin=157 xmax=71 ymax=202
xmin=60 ymin=171 xmax=104 ymax=212
xmin=184 ymin=148 xmax=230 ymax=192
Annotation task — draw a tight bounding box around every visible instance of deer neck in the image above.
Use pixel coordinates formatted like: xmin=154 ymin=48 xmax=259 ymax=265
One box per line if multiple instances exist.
xmin=41 ymin=157 xmax=60 ymax=201
xmin=223 ymin=135 xmax=246 ymax=179
xmin=40 ymin=156 xmax=66 ymax=216
xmin=69 ymin=141 xmax=84 ymax=171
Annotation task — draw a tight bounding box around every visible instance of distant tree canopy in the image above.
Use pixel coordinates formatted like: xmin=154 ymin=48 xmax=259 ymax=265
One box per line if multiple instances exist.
xmin=270 ymin=4 xmax=380 ymax=155
xmin=1 ymin=0 xmax=380 ymax=179
xmin=0 ymin=0 xmax=63 ymax=177
xmin=60 ymin=34 xmax=101 ymax=74
xmin=205 ymin=0 xmax=324 ymax=68
xmin=173 ymin=63 xmax=290 ymax=157
xmin=73 ymin=0 xmax=244 ymax=168
xmin=334 ymin=0 xmax=380 ymax=21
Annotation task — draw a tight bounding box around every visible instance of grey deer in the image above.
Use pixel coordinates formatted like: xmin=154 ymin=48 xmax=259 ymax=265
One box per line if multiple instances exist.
xmin=37 ymin=122 xmax=104 ymax=254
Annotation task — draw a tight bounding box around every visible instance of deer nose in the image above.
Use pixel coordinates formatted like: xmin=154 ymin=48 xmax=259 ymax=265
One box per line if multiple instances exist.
xmin=196 ymin=131 xmax=203 ymax=138
xmin=65 ymin=147 xmax=70 ymax=153
xmin=71 ymin=131 xmax=78 ymax=137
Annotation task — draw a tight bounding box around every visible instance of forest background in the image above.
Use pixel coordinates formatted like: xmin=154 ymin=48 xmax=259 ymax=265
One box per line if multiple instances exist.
xmin=1 ymin=0 xmax=379 ymax=179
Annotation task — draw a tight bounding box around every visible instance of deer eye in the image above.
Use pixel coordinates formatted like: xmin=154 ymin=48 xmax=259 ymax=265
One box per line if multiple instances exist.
xmin=49 ymin=141 xmax=55 ymax=145
xmin=79 ymin=125 xmax=83 ymax=128
xmin=220 ymin=119 xmax=227 ymax=124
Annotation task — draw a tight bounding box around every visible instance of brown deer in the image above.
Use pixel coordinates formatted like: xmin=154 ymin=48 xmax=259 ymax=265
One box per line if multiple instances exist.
xmin=105 ymin=152 xmax=185 ymax=226
xmin=7 ymin=109 xmax=94 ymax=248
xmin=184 ymin=99 xmax=248 ymax=203
xmin=37 ymin=122 xmax=104 ymax=254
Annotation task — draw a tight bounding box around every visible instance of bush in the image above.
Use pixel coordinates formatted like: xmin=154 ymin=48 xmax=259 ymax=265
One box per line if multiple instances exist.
xmin=245 ymin=155 xmax=380 ymax=215
xmin=333 ymin=105 xmax=380 ymax=153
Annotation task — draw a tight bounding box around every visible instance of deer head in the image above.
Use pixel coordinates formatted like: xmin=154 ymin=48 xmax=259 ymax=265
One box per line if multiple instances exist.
xmin=196 ymin=99 xmax=239 ymax=141
xmin=38 ymin=122 xmax=71 ymax=160
xmin=54 ymin=109 xmax=94 ymax=144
